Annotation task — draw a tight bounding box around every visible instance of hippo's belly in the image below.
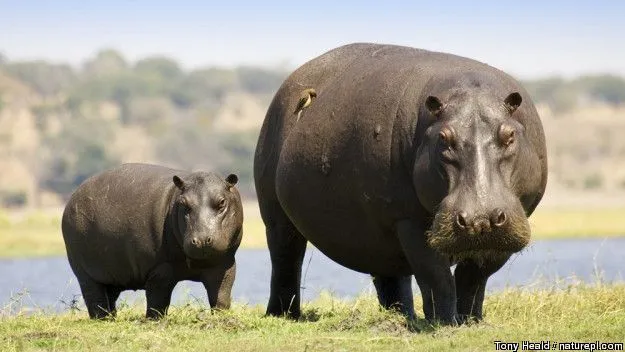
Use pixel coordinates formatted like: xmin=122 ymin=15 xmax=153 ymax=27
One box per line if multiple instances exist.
xmin=274 ymin=125 xmax=412 ymax=276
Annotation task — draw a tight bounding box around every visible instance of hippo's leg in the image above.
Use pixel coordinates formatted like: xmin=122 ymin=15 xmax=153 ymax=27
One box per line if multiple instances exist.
xmin=105 ymin=286 xmax=122 ymax=317
xmin=265 ymin=210 xmax=308 ymax=319
xmin=77 ymin=277 xmax=114 ymax=319
xmin=201 ymin=257 xmax=236 ymax=310
xmin=454 ymin=255 xmax=509 ymax=323
xmin=395 ymin=219 xmax=457 ymax=325
xmin=372 ymin=275 xmax=415 ymax=319
xmin=145 ymin=263 xmax=176 ymax=319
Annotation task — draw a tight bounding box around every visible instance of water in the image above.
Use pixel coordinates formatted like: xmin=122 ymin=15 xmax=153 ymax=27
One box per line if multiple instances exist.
xmin=1 ymin=238 xmax=623 ymax=314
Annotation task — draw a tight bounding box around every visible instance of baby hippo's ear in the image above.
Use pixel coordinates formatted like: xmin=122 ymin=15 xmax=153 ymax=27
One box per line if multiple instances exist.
xmin=225 ymin=174 xmax=238 ymax=188
xmin=173 ymin=175 xmax=185 ymax=190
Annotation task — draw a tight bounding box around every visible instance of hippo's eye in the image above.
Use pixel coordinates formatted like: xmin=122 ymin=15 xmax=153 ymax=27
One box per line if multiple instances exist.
xmin=499 ymin=124 xmax=515 ymax=147
xmin=439 ymin=128 xmax=455 ymax=149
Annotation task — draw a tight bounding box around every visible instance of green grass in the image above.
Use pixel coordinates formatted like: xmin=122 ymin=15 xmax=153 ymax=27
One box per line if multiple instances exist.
xmin=0 ymin=207 xmax=624 ymax=258
xmin=1 ymin=285 xmax=624 ymax=351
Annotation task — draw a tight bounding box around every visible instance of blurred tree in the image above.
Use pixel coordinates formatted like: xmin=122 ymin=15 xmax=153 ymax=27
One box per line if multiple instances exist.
xmin=170 ymin=68 xmax=238 ymax=108
xmin=68 ymin=72 xmax=160 ymax=123
xmin=215 ymin=131 xmax=258 ymax=196
xmin=524 ymin=77 xmax=565 ymax=102
xmin=156 ymin=126 xmax=257 ymax=196
xmin=135 ymin=56 xmax=183 ymax=82
xmin=236 ymin=66 xmax=286 ymax=94
xmin=83 ymin=49 xmax=127 ymax=78
xmin=156 ymin=120 xmax=219 ymax=167
xmin=575 ymin=75 xmax=625 ymax=105
xmin=41 ymin=118 xmax=120 ymax=197
xmin=4 ymin=61 xmax=76 ymax=97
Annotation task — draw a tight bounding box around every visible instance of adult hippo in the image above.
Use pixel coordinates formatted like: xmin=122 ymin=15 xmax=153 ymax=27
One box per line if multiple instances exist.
xmin=62 ymin=163 xmax=243 ymax=319
xmin=254 ymin=43 xmax=547 ymax=324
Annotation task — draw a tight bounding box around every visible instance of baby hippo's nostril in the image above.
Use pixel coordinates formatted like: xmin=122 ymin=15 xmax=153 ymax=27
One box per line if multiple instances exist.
xmin=205 ymin=237 xmax=213 ymax=244
xmin=491 ymin=209 xmax=507 ymax=228
xmin=191 ymin=237 xmax=201 ymax=247
xmin=456 ymin=212 xmax=468 ymax=229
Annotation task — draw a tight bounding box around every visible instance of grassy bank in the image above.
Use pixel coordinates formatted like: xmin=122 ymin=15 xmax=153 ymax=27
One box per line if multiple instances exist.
xmin=0 ymin=207 xmax=624 ymax=258
xmin=1 ymin=285 xmax=624 ymax=351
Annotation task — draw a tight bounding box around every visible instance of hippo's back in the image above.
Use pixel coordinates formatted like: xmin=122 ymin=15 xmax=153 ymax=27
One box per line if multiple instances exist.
xmin=62 ymin=163 xmax=183 ymax=287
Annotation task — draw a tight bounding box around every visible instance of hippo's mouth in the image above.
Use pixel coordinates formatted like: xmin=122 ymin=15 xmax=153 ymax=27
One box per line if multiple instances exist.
xmin=426 ymin=210 xmax=531 ymax=261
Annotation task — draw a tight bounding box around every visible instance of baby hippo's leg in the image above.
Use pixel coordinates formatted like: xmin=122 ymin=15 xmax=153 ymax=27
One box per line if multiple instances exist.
xmin=145 ymin=263 xmax=177 ymax=319
xmin=201 ymin=257 xmax=236 ymax=310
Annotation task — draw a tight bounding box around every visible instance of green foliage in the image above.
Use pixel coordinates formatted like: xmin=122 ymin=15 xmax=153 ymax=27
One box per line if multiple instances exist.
xmin=41 ymin=118 xmax=120 ymax=196
xmin=4 ymin=61 xmax=76 ymax=96
xmin=170 ymin=68 xmax=237 ymax=108
xmin=83 ymin=49 xmax=127 ymax=78
xmin=155 ymin=121 xmax=258 ymax=195
xmin=236 ymin=66 xmax=287 ymax=94
xmin=134 ymin=56 xmax=183 ymax=82
xmin=574 ymin=74 xmax=625 ymax=104
xmin=523 ymin=74 xmax=625 ymax=112
xmin=216 ymin=131 xmax=258 ymax=196
xmin=4 ymin=48 xmax=625 ymax=204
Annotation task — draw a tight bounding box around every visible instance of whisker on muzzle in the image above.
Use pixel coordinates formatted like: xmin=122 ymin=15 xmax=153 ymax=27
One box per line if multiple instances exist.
xmin=426 ymin=209 xmax=531 ymax=262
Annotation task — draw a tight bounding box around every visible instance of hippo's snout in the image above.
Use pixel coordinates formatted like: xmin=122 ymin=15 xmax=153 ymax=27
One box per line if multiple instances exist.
xmin=183 ymin=235 xmax=223 ymax=261
xmin=455 ymin=208 xmax=507 ymax=235
xmin=190 ymin=236 xmax=212 ymax=248
xmin=427 ymin=202 xmax=530 ymax=260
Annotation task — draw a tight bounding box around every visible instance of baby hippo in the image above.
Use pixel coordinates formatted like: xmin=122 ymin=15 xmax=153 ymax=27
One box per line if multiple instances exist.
xmin=62 ymin=163 xmax=243 ymax=319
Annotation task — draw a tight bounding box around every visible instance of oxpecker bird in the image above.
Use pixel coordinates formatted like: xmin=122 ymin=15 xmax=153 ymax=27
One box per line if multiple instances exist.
xmin=293 ymin=88 xmax=317 ymax=121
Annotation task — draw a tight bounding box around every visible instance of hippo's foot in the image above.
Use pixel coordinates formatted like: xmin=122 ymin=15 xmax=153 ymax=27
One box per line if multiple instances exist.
xmin=457 ymin=314 xmax=481 ymax=325
xmin=372 ymin=275 xmax=416 ymax=320
xmin=265 ymin=209 xmax=308 ymax=320
xmin=454 ymin=256 xmax=510 ymax=325
xmin=77 ymin=278 xmax=120 ymax=320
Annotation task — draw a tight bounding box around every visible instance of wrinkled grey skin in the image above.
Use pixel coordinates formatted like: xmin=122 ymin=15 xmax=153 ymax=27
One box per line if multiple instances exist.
xmin=62 ymin=163 xmax=243 ymax=319
xmin=254 ymin=43 xmax=547 ymax=324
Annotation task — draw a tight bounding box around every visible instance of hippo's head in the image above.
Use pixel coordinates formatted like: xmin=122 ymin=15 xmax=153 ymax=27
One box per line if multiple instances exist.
xmin=172 ymin=172 xmax=243 ymax=264
xmin=413 ymin=83 xmax=544 ymax=261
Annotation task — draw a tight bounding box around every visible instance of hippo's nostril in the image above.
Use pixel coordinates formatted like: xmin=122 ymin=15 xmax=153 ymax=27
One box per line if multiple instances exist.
xmin=491 ymin=209 xmax=507 ymax=227
xmin=456 ymin=212 xmax=468 ymax=229
xmin=191 ymin=237 xmax=201 ymax=247
xmin=206 ymin=237 xmax=213 ymax=244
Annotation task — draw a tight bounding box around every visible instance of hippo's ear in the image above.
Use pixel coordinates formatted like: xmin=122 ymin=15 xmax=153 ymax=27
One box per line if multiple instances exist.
xmin=225 ymin=174 xmax=238 ymax=188
xmin=173 ymin=175 xmax=185 ymax=191
xmin=425 ymin=96 xmax=444 ymax=117
xmin=504 ymin=92 xmax=522 ymax=114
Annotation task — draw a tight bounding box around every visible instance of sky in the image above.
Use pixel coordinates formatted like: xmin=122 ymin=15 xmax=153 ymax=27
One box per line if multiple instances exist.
xmin=1 ymin=0 xmax=624 ymax=79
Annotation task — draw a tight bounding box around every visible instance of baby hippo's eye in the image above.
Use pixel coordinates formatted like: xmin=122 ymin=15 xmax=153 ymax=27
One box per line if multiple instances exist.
xmin=216 ymin=198 xmax=227 ymax=211
xmin=178 ymin=197 xmax=191 ymax=213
